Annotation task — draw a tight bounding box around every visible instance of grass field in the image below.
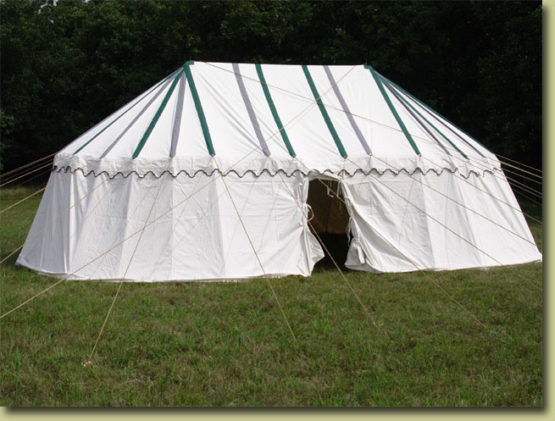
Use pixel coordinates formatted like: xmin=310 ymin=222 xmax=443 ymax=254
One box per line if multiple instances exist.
xmin=0 ymin=186 xmax=543 ymax=407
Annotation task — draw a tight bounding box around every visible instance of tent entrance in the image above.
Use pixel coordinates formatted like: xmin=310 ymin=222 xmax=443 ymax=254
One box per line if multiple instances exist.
xmin=306 ymin=179 xmax=350 ymax=269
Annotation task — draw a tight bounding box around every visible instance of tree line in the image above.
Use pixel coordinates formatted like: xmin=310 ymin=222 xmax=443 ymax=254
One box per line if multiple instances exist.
xmin=0 ymin=0 xmax=542 ymax=172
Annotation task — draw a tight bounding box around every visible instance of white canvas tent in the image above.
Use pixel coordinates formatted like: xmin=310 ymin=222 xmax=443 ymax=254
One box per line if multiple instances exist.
xmin=17 ymin=62 xmax=541 ymax=281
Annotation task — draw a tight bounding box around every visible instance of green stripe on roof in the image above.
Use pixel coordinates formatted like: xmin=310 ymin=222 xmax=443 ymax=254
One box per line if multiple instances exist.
xmin=383 ymin=75 xmax=486 ymax=158
xmin=302 ymin=65 xmax=348 ymax=159
xmin=255 ymin=64 xmax=295 ymax=157
xmin=381 ymin=77 xmax=468 ymax=159
xmin=132 ymin=69 xmax=183 ymax=159
xmin=365 ymin=65 xmax=421 ymax=156
xmin=184 ymin=62 xmax=215 ymax=156
xmin=74 ymin=70 xmax=178 ymax=155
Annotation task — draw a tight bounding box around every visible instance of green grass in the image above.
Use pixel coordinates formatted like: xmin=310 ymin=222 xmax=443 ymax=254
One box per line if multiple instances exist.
xmin=0 ymin=187 xmax=543 ymax=407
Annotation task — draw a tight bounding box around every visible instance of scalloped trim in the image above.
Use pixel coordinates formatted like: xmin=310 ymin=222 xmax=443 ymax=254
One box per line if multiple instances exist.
xmin=51 ymin=165 xmax=501 ymax=180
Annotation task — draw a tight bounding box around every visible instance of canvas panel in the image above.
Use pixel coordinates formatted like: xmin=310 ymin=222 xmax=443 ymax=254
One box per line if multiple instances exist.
xmin=342 ymin=171 xmax=434 ymax=272
xmin=454 ymin=170 xmax=541 ymax=266
xmin=343 ymin=170 xmax=541 ymax=272
xmin=386 ymin=82 xmax=495 ymax=163
xmin=324 ymin=66 xmax=420 ymax=160
xmin=192 ymin=62 xmax=270 ymax=161
xmin=258 ymin=64 xmax=349 ymax=168
xmin=17 ymin=171 xmax=323 ymax=281
xmin=229 ymin=63 xmax=298 ymax=160
xmin=63 ymin=76 xmax=176 ymax=158
xmin=16 ymin=172 xmax=75 ymax=274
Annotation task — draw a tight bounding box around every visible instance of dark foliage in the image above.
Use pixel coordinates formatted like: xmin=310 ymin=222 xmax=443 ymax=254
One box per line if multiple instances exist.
xmin=0 ymin=0 xmax=542 ymax=172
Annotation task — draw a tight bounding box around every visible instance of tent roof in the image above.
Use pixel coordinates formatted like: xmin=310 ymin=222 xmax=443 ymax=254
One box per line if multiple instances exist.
xmin=54 ymin=62 xmax=499 ymax=178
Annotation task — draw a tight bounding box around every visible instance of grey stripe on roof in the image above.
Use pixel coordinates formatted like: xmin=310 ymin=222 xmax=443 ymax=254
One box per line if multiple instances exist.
xmin=100 ymin=76 xmax=175 ymax=159
xmin=169 ymin=73 xmax=186 ymax=158
xmin=384 ymin=79 xmax=451 ymax=156
xmin=381 ymin=74 xmax=486 ymax=158
xmin=323 ymin=65 xmax=371 ymax=155
xmin=232 ymin=63 xmax=270 ymax=156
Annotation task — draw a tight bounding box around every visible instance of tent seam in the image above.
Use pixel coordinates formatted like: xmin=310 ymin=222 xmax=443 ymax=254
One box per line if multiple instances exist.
xmin=132 ymin=69 xmax=184 ymax=159
xmin=255 ymin=64 xmax=296 ymax=157
xmin=302 ymin=65 xmax=348 ymax=158
xmin=365 ymin=65 xmax=421 ymax=156
xmin=381 ymin=74 xmax=488 ymax=158
xmin=381 ymin=76 xmax=469 ymax=160
xmin=184 ymin=62 xmax=215 ymax=156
